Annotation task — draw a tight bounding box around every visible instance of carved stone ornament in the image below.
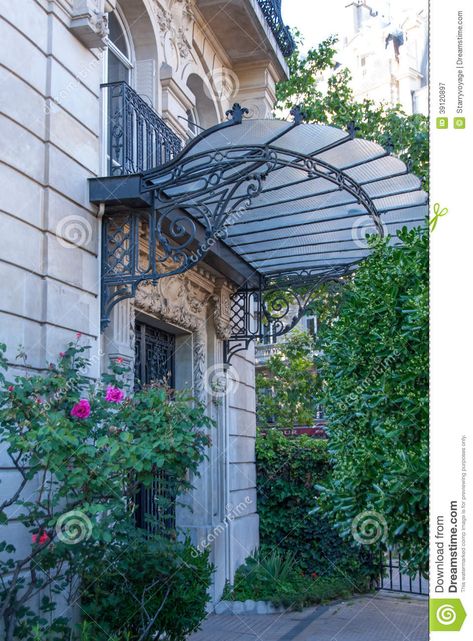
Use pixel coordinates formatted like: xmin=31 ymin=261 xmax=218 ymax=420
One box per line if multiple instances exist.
xmin=176 ymin=27 xmax=192 ymax=59
xmin=209 ymin=292 xmax=233 ymax=341
xmin=153 ymin=1 xmax=172 ymax=32
xmin=134 ymin=274 xmax=210 ymax=399
xmin=152 ymin=0 xmax=194 ymax=60
xmin=70 ymin=0 xmax=116 ymax=49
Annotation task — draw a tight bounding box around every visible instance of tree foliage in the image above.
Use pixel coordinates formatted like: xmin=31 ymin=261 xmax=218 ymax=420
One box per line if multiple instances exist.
xmin=256 ymin=430 xmax=374 ymax=582
xmin=256 ymin=332 xmax=319 ymax=428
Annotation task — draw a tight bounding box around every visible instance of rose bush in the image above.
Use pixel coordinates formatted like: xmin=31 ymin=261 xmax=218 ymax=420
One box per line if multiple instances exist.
xmin=0 ymin=341 xmax=213 ymax=640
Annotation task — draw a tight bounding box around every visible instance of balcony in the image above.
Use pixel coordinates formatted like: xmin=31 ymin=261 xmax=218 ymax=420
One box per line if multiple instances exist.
xmin=196 ymin=0 xmax=294 ymax=73
xmin=256 ymin=0 xmax=295 ymax=57
xmin=103 ymin=81 xmax=182 ymax=177
xmin=255 ymin=342 xmax=283 ymax=366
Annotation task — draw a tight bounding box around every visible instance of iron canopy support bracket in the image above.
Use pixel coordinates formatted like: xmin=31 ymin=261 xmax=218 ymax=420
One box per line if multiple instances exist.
xmin=223 ymin=266 xmax=352 ymax=364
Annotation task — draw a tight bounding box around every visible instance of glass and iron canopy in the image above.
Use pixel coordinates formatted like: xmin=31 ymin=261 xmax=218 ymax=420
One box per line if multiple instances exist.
xmin=90 ymin=105 xmax=428 ymax=361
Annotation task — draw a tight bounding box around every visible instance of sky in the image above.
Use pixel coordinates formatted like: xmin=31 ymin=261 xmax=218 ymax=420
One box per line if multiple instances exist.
xmin=281 ymin=0 xmax=428 ymax=53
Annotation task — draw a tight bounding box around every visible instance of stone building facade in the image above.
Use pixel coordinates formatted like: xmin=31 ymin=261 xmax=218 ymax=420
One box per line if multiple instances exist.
xmin=339 ymin=1 xmax=428 ymax=115
xmin=0 ymin=0 xmax=290 ymax=604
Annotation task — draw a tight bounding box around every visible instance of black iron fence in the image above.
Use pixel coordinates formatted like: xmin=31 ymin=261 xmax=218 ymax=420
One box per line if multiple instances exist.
xmin=103 ymin=81 xmax=182 ymax=177
xmin=257 ymin=0 xmax=296 ymax=57
xmin=377 ymin=550 xmax=428 ymax=596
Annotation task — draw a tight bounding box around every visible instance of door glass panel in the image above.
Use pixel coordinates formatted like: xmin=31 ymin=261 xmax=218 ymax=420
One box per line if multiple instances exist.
xmin=134 ymin=322 xmax=175 ymax=388
xmin=109 ymin=12 xmax=129 ymax=57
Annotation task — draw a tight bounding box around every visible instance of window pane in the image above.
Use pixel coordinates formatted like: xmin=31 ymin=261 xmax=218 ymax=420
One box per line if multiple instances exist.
xmin=108 ymin=49 xmax=129 ymax=83
xmin=109 ymin=13 xmax=129 ymax=57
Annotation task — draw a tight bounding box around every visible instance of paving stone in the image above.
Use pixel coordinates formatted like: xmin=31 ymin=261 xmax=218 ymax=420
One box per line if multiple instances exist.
xmin=188 ymin=594 xmax=428 ymax=641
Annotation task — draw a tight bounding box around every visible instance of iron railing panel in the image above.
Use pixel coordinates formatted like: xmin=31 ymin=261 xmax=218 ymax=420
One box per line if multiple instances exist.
xmin=103 ymin=81 xmax=182 ymax=176
xmin=257 ymin=0 xmax=296 ymax=57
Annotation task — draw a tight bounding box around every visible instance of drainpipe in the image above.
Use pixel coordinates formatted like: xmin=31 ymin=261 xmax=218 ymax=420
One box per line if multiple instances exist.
xmin=224 ymin=366 xmax=233 ymax=586
xmin=97 ymin=202 xmax=105 ymax=372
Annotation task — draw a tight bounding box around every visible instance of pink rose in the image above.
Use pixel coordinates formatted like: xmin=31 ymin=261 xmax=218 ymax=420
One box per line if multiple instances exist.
xmin=32 ymin=531 xmax=50 ymax=545
xmin=59 ymin=352 xmax=65 ymax=358
xmin=70 ymin=399 xmax=91 ymax=419
xmin=106 ymin=386 xmax=125 ymax=404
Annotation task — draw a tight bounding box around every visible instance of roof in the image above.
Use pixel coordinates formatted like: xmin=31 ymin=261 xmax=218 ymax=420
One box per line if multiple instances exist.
xmin=90 ymin=106 xmax=428 ymax=333
xmin=141 ymin=107 xmax=427 ymax=287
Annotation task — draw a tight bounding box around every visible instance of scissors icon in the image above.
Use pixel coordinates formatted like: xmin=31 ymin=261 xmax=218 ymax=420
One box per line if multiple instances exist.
xmin=429 ymin=203 xmax=448 ymax=232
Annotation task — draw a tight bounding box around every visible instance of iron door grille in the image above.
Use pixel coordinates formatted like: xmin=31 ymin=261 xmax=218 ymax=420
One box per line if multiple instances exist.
xmin=134 ymin=321 xmax=176 ymax=533
xmin=135 ymin=322 xmax=176 ymax=388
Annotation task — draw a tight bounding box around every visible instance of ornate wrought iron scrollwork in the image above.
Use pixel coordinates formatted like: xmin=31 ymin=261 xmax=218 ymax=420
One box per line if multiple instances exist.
xmin=223 ymin=266 xmax=353 ymax=363
xmin=103 ymin=134 xmax=384 ymax=329
xmin=101 ymin=103 xmax=389 ymax=332
xmin=101 ymin=203 xmax=204 ymax=330
xmin=101 ymin=151 xmax=275 ymax=328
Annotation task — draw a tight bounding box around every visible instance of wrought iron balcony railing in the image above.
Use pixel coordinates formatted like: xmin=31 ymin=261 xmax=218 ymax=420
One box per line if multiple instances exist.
xmin=257 ymin=0 xmax=296 ymax=57
xmin=103 ymin=81 xmax=182 ymax=177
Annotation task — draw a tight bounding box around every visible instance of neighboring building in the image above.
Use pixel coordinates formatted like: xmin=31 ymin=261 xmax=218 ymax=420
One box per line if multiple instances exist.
xmin=256 ymin=312 xmax=317 ymax=368
xmin=0 ymin=0 xmax=293 ymax=605
xmin=339 ymin=0 xmax=428 ymax=115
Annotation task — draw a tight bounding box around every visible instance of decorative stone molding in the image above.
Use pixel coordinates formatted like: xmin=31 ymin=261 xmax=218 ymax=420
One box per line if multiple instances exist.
xmin=193 ymin=326 xmax=207 ymax=401
xmin=209 ymin=280 xmax=234 ymax=341
xmin=176 ymin=27 xmax=192 ymax=59
xmin=134 ymin=274 xmax=211 ymax=399
xmin=69 ymin=0 xmax=116 ymax=49
xmin=135 ymin=276 xmax=207 ymax=329
xmin=153 ymin=1 xmax=172 ymax=32
xmin=101 ymin=298 xmax=135 ymax=390
xmin=152 ymin=0 xmax=195 ymax=61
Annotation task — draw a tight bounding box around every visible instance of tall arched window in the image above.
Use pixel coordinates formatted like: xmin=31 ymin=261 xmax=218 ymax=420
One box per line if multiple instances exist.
xmin=107 ymin=12 xmax=133 ymax=84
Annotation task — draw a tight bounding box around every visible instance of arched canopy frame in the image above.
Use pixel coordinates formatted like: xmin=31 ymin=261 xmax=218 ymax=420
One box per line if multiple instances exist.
xmin=92 ymin=105 xmax=428 ymax=360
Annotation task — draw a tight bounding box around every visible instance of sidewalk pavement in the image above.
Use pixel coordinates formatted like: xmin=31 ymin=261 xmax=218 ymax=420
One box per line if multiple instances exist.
xmin=188 ymin=593 xmax=428 ymax=641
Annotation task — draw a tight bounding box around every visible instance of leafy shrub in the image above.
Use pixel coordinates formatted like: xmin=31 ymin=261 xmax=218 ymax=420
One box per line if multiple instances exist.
xmin=80 ymin=534 xmax=213 ymax=641
xmin=316 ymin=228 xmax=429 ymax=573
xmin=256 ymin=430 xmax=373 ymax=582
xmin=0 ymin=341 xmax=213 ymax=640
xmin=223 ymin=549 xmax=362 ymax=610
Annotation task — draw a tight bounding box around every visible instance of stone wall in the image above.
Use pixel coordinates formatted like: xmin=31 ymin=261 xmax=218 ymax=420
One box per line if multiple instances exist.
xmin=0 ymin=0 xmax=102 ymax=377
xmin=0 ymin=0 xmax=285 ymax=609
